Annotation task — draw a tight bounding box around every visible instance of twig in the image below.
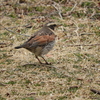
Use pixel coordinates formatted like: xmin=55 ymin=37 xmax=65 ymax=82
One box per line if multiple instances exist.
xmin=51 ymin=1 xmax=64 ymax=32
xmin=0 ymin=43 xmax=7 ymax=45
xmin=31 ymin=11 xmax=58 ymax=20
xmin=52 ymin=1 xmax=63 ymax=19
xmin=65 ymin=0 xmax=77 ymax=16
xmin=0 ymin=83 xmax=6 ymax=86
xmin=0 ymin=42 xmax=13 ymax=48
xmin=66 ymin=44 xmax=100 ymax=47
xmin=90 ymin=8 xmax=96 ymax=18
xmin=73 ymin=21 xmax=83 ymax=49
xmin=65 ymin=33 xmax=96 ymax=38
xmin=73 ymin=21 xmax=79 ymax=36
xmin=0 ymin=24 xmax=30 ymax=37
xmin=80 ymin=33 xmax=95 ymax=35
xmin=90 ymin=89 xmax=100 ymax=95
xmin=70 ymin=1 xmax=77 ymax=13
xmin=69 ymin=85 xmax=80 ymax=89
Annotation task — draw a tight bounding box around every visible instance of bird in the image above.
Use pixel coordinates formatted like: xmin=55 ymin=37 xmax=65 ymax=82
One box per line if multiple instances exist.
xmin=15 ymin=21 xmax=59 ymax=64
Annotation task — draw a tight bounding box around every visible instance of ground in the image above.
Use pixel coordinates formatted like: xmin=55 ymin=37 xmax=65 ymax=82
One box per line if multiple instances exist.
xmin=0 ymin=0 xmax=100 ymax=100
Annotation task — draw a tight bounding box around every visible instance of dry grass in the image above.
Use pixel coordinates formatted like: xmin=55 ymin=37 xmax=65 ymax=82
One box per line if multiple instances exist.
xmin=0 ymin=0 xmax=100 ymax=100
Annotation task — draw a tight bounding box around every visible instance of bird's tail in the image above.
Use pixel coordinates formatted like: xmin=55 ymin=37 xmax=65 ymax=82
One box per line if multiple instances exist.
xmin=15 ymin=46 xmax=22 ymax=49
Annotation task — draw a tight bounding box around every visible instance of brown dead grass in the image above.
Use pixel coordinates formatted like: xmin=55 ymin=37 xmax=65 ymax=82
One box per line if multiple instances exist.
xmin=0 ymin=0 xmax=100 ymax=100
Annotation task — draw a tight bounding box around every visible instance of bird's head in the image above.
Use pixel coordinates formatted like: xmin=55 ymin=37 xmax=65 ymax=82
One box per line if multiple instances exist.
xmin=45 ymin=21 xmax=61 ymax=30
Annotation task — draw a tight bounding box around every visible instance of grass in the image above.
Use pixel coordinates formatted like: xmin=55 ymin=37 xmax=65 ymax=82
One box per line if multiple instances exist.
xmin=22 ymin=97 xmax=35 ymax=100
xmin=6 ymin=81 xmax=16 ymax=85
xmin=0 ymin=95 xmax=6 ymax=100
xmin=0 ymin=0 xmax=100 ymax=100
xmin=81 ymin=1 xmax=95 ymax=8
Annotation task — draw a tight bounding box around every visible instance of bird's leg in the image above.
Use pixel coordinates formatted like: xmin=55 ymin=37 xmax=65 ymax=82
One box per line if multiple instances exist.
xmin=41 ymin=56 xmax=51 ymax=65
xmin=35 ymin=55 xmax=42 ymax=64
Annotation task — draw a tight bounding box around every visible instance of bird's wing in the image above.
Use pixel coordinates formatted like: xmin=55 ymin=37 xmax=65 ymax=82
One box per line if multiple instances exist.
xmin=20 ymin=26 xmax=56 ymax=48
xmin=28 ymin=34 xmax=56 ymax=48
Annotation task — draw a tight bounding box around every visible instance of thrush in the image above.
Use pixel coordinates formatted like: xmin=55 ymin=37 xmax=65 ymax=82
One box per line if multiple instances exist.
xmin=15 ymin=21 xmax=59 ymax=64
